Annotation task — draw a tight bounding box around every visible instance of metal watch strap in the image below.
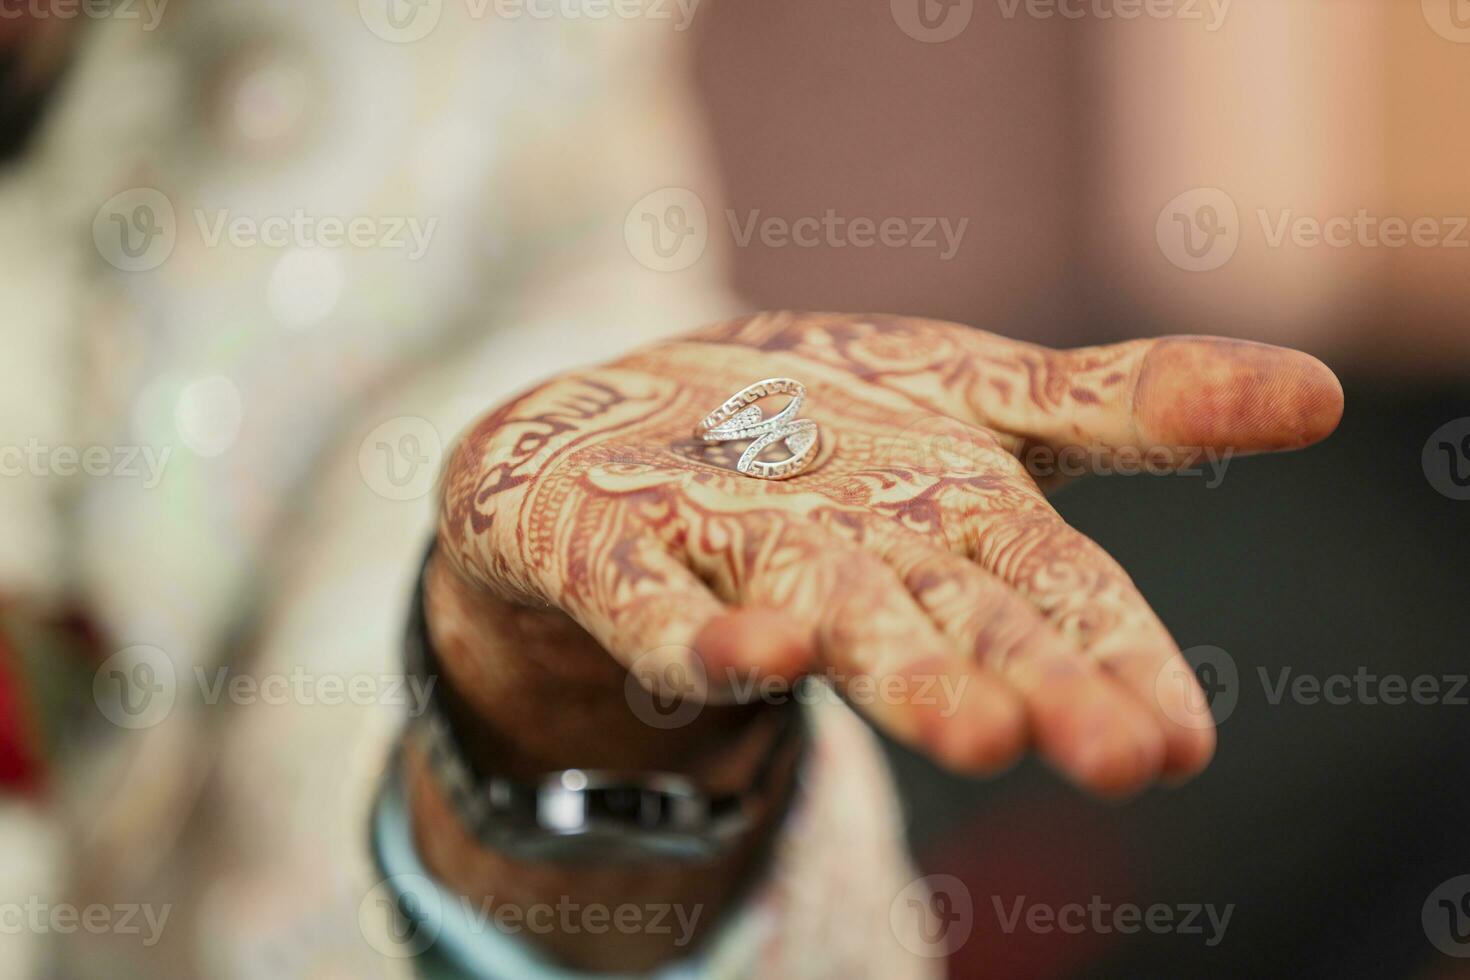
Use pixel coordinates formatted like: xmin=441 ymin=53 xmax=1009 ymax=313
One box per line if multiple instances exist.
xmin=403 ymin=543 xmax=806 ymax=864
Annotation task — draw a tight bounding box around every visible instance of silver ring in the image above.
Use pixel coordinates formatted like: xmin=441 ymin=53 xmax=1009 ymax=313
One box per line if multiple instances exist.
xmin=694 ymin=378 xmax=820 ymax=480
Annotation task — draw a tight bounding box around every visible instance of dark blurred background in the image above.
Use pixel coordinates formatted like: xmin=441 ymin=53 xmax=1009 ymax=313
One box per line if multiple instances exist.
xmin=688 ymin=3 xmax=1470 ymax=976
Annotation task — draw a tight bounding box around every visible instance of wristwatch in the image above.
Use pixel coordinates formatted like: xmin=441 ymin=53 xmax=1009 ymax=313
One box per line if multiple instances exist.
xmin=402 ymin=545 xmax=806 ymax=864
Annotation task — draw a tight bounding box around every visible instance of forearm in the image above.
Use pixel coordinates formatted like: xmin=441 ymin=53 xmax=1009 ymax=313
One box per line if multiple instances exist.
xmin=407 ymin=551 xmax=799 ymax=972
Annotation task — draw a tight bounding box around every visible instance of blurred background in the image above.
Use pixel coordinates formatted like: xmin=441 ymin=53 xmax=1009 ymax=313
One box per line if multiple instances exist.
xmin=0 ymin=0 xmax=1466 ymax=977
xmin=688 ymin=3 xmax=1470 ymax=977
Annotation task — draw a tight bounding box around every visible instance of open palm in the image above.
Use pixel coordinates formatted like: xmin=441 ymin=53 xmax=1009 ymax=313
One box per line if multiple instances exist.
xmin=437 ymin=312 xmax=1342 ymax=795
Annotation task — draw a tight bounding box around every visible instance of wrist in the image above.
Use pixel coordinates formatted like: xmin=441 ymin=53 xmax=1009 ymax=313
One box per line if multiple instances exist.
xmin=408 ymin=546 xmax=804 ymax=969
xmin=421 ymin=546 xmax=789 ymax=788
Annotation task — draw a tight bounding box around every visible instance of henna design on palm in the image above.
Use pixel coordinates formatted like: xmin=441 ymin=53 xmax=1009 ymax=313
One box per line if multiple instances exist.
xmin=436 ymin=312 xmax=1343 ymax=795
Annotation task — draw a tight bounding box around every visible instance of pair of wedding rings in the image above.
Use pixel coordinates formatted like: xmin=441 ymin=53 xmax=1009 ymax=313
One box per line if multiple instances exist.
xmin=693 ymin=378 xmax=819 ymax=480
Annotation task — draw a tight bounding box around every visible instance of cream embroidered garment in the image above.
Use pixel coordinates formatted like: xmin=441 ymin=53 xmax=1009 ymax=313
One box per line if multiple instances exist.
xmin=0 ymin=3 xmax=939 ymax=977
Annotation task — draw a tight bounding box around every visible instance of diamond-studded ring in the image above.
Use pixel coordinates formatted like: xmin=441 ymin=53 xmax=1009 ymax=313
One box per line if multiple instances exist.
xmin=693 ymin=378 xmax=820 ymax=480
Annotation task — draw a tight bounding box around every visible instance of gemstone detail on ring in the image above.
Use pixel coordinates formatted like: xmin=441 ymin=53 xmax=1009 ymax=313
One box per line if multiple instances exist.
xmin=695 ymin=378 xmax=820 ymax=480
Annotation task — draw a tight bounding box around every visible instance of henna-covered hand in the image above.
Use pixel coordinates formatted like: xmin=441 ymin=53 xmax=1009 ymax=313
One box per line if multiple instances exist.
xmin=434 ymin=312 xmax=1343 ymax=797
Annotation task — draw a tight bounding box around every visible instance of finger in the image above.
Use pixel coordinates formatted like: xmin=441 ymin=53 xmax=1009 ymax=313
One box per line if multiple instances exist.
xmin=553 ymin=532 xmax=814 ymax=701
xmin=961 ymin=500 xmax=1216 ymax=780
xmin=972 ymin=334 xmax=1344 ymax=467
xmin=686 ymin=517 xmax=1026 ymax=774
xmin=876 ymin=534 xmax=1166 ymax=796
xmin=876 ymin=420 xmax=1217 ymax=781
xmin=688 ymin=314 xmax=1341 ymax=463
